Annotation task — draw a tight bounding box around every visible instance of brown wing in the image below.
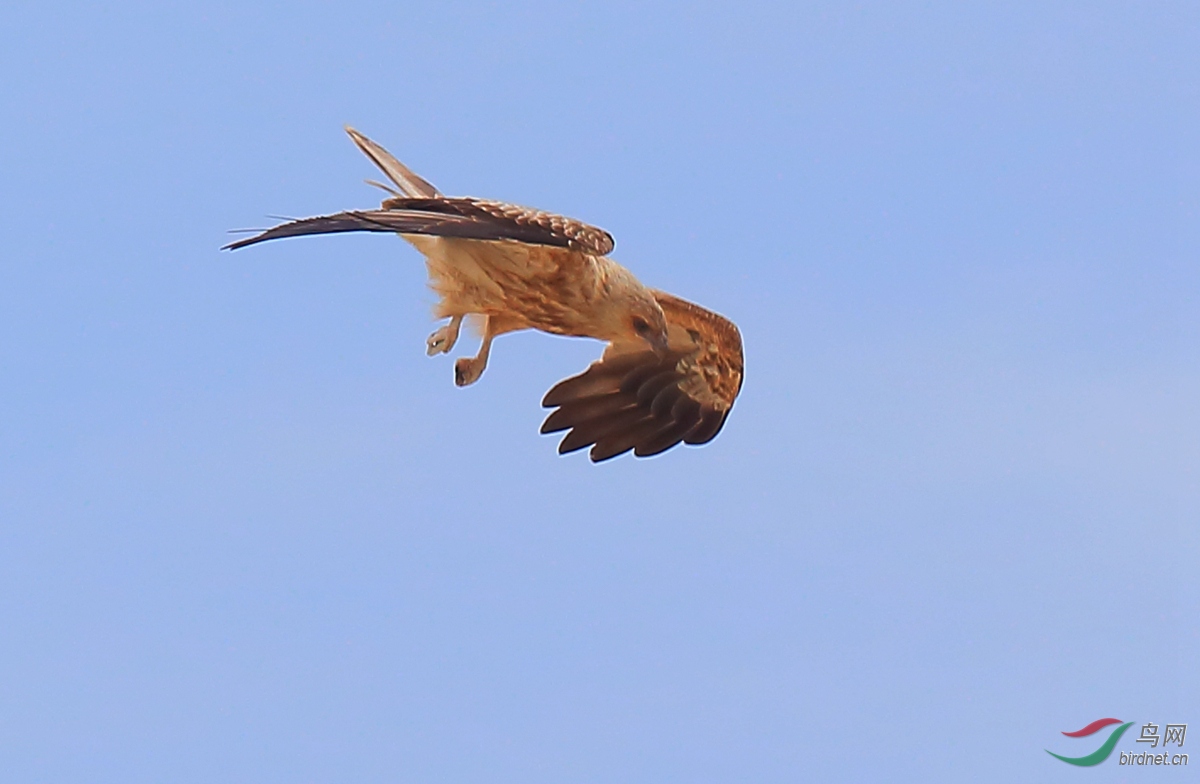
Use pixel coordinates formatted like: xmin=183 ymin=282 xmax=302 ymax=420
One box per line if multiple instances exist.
xmin=224 ymin=197 xmax=614 ymax=255
xmin=540 ymin=291 xmax=744 ymax=462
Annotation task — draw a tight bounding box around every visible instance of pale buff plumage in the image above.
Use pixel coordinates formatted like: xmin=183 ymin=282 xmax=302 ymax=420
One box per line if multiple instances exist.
xmin=226 ymin=128 xmax=743 ymax=461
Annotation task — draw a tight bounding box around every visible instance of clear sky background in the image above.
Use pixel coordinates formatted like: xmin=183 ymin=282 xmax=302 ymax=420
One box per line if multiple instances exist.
xmin=1 ymin=2 xmax=1197 ymax=781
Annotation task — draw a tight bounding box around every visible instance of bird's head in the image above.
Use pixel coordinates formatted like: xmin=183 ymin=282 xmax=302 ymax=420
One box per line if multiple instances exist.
xmin=627 ymin=298 xmax=670 ymax=355
xmin=601 ymin=267 xmax=670 ymax=355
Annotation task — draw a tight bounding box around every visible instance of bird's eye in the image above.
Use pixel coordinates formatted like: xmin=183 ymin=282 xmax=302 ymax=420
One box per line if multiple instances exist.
xmin=631 ymin=317 xmax=650 ymax=335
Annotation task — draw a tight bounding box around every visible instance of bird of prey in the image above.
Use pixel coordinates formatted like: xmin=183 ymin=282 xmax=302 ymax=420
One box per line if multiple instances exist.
xmin=226 ymin=128 xmax=743 ymax=462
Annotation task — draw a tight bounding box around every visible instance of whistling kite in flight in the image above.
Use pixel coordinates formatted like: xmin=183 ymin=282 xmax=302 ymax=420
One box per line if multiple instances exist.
xmin=226 ymin=128 xmax=743 ymax=461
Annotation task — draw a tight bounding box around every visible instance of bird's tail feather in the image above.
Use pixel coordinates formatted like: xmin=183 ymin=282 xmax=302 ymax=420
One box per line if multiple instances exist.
xmin=345 ymin=126 xmax=441 ymax=198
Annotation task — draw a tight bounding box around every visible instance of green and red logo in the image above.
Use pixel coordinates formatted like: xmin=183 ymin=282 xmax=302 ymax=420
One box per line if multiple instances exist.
xmin=1046 ymin=718 xmax=1134 ymax=766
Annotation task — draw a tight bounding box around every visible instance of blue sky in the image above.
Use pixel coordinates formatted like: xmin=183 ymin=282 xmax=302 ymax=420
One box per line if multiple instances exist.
xmin=1 ymin=2 xmax=1197 ymax=781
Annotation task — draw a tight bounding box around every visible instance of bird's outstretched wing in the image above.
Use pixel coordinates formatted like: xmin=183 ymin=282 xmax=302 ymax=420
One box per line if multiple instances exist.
xmin=223 ymin=197 xmax=614 ymax=256
xmin=540 ymin=292 xmax=744 ymax=462
xmin=226 ymin=126 xmax=609 ymax=255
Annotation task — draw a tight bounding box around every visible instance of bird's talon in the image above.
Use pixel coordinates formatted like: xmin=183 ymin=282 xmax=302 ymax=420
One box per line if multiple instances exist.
xmin=455 ymin=357 xmax=485 ymax=387
xmin=426 ymin=324 xmax=458 ymax=356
